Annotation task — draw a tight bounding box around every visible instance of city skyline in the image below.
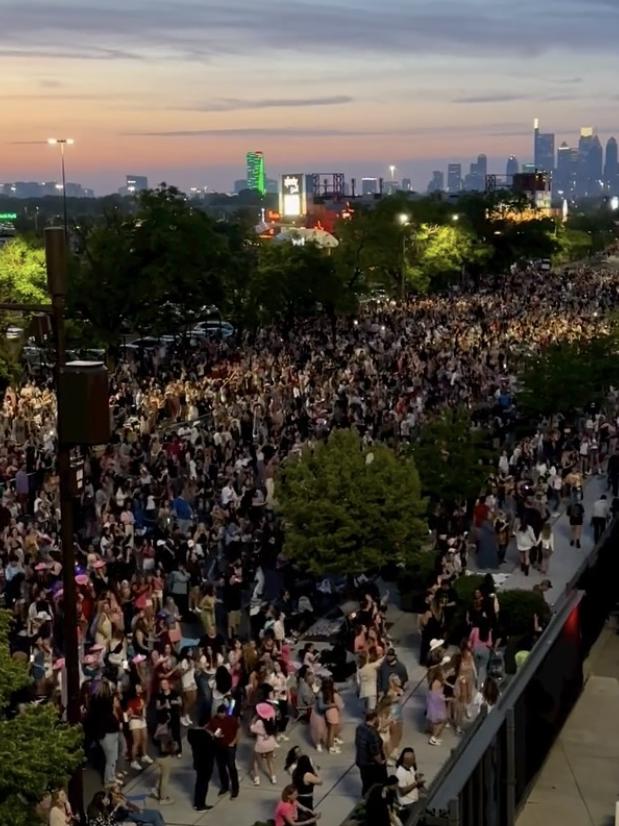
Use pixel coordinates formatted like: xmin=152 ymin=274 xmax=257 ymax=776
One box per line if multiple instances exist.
xmin=2 ymin=0 xmax=618 ymax=193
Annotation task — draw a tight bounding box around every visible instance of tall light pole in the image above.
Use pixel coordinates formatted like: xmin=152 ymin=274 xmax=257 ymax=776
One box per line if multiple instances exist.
xmin=47 ymin=138 xmax=74 ymax=237
xmin=397 ymin=213 xmax=410 ymax=300
xmin=389 ymin=164 xmax=396 ymax=181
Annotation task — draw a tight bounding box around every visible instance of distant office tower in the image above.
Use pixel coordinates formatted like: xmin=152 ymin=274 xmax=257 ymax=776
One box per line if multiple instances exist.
xmin=555 ymin=142 xmax=578 ymax=199
xmin=447 ymin=163 xmax=462 ymax=193
xmin=576 ymin=128 xmax=603 ymax=198
xmin=246 ymin=151 xmax=266 ymax=195
xmin=533 ymin=118 xmax=555 ymax=174
xmin=401 ymin=177 xmax=412 ymax=192
xmin=361 ymin=177 xmax=378 ymax=195
xmin=463 ymin=155 xmax=487 ymax=191
xmin=266 ymin=178 xmax=278 ymax=194
xmin=384 ymin=180 xmax=400 ymax=194
xmin=604 ymin=137 xmax=618 ymax=194
xmin=427 ymin=170 xmax=444 ymax=193
xmin=506 ymin=155 xmax=519 ymax=180
xmin=126 ymin=175 xmax=148 ymax=193
xmin=233 ymin=179 xmax=247 ymax=194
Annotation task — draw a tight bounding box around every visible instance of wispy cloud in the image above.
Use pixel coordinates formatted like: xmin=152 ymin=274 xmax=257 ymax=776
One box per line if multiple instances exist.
xmin=2 ymin=0 xmax=618 ymax=62
xmin=179 ymin=95 xmax=353 ymax=112
xmin=452 ymin=93 xmax=527 ymax=104
xmin=0 ymin=46 xmax=142 ymax=61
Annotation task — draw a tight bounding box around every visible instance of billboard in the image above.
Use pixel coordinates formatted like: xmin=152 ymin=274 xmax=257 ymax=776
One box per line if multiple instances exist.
xmin=280 ymin=174 xmax=306 ymax=218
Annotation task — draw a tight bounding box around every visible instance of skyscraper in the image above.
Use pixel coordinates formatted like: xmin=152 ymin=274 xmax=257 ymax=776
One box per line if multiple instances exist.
xmin=555 ymin=142 xmax=578 ymax=199
xmin=533 ymin=119 xmax=555 ymax=174
xmin=401 ymin=177 xmax=412 ymax=192
xmin=361 ymin=177 xmax=378 ymax=195
xmin=506 ymin=156 xmax=519 ymax=181
xmin=427 ymin=171 xmax=444 ymax=193
xmin=246 ymin=151 xmax=266 ymax=195
xmin=604 ymin=137 xmax=618 ymax=194
xmin=126 ymin=175 xmax=148 ymax=192
xmin=463 ymin=155 xmax=487 ymax=191
xmin=447 ymin=163 xmax=462 ymax=193
xmin=576 ymin=128 xmax=603 ymax=197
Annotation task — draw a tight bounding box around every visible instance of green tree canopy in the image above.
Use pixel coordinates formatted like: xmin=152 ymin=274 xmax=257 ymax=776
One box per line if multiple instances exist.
xmin=518 ymin=333 xmax=619 ymax=420
xmin=0 ymin=612 xmax=83 ymax=826
xmin=407 ymin=224 xmax=491 ymax=291
xmin=277 ymin=428 xmax=427 ymax=575
xmin=70 ymin=186 xmax=231 ymax=344
xmin=0 ymin=236 xmax=47 ymax=303
xmin=251 ymin=240 xmax=357 ymax=328
xmin=411 ymin=407 xmax=494 ymax=505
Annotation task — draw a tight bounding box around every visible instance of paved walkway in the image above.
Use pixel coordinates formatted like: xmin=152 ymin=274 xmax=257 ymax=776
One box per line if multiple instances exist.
xmin=109 ymin=476 xmax=608 ymax=826
xmin=517 ymin=619 xmax=619 ymax=826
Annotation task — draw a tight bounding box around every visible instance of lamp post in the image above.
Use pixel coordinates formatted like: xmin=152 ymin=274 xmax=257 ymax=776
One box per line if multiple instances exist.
xmin=0 ymin=228 xmax=109 ymax=820
xmin=397 ymin=213 xmax=410 ymax=300
xmin=47 ymin=138 xmax=74 ymax=237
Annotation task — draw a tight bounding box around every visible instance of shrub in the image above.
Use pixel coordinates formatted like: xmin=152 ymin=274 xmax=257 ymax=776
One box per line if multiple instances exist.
xmin=398 ymin=550 xmax=439 ymax=612
xmin=498 ymin=589 xmax=550 ymax=636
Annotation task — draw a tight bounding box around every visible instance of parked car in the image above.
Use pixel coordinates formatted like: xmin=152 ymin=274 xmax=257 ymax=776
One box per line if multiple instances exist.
xmin=190 ymin=320 xmax=235 ymax=341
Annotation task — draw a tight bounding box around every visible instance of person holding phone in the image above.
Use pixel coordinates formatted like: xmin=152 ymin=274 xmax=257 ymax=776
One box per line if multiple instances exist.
xmin=206 ymin=704 xmax=240 ymax=798
xmin=395 ymin=747 xmax=425 ymax=817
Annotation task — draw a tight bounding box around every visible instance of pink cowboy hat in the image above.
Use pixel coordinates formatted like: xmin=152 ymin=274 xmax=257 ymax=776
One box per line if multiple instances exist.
xmin=256 ymin=702 xmax=276 ymax=721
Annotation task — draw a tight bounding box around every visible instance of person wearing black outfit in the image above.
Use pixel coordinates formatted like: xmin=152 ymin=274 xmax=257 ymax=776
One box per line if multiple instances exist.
xmin=155 ymin=679 xmax=182 ymax=756
xmin=292 ymin=754 xmax=322 ymax=815
xmin=608 ymin=448 xmax=619 ymax=497
xmin=187 ymin=725 xmax=215 ymax=811
xmin=354 ymin=711 xmax=387 ymax=795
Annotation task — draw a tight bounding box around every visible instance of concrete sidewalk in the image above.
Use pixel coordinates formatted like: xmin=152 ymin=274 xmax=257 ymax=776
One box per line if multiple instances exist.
xmin=110 ymin=476 xmax=609 ymax=826
xmin=517 ymin=621 xmax=619 ymax=826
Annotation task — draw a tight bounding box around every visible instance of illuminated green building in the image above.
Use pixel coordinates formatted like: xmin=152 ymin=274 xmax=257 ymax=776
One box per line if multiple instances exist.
xmin=246 ymin=151 xmax=266 ymax=195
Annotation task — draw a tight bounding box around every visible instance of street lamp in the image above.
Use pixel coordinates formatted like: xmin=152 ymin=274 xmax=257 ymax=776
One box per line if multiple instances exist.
xmin=47 ymin=138 xmax=74 ymax=237
xmin=397 ymin=214 xmax=410 ymax=299
xmin=0 ymin=228 xmax=109 ymax=819
xmin=452 ymin=213 xmax=460 ymax=222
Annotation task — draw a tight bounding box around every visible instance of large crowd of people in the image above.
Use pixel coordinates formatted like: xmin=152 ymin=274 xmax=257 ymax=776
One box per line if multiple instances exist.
xmin=3 ymin=263 xmax=619 ymax=825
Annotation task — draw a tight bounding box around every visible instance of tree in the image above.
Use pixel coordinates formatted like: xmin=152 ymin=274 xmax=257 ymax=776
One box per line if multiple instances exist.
xmin=251 ymin=241 xmax=357 ymax=330
xmin=407 ymin=224 xmax=491 ymax=291
xmin=0 ymin=236 xmax=48 ymax=303
xmin=70 ymin=186 xmax=230 ymax=344
xmin=553 ymin=227 xmax=594 ymax=265
xmin=0 ymin=612 xmax=82 ymax=826
xmin=411 ymin=407 xmax=494 ymax=505
xmin=277 ymin=429 xmax=427 ymax=575
xmin=518 ymin=333 xmax=619 ymax=420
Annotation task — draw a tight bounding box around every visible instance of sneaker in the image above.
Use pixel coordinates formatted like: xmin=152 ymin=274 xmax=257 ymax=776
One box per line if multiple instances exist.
xmin=253 ymin=776 xmax=260 ymax=786
xmin=334 ymin=737 xmax=343 ymax=745
xmin=130 ymin=761 xmax=142 ymax=771
xmin=159 ymin=796 xmax=175 ymax=805
xmin=279 ymin=733 xmax=290 ymax=741
xmin=328 ymin=746 xmax=342 ymax=754
xmin=576 ymin=540 xmax=581 ymax=548
xmin=181 ymin=716 xmax=191 ymax=727
xmin=141 ymin=755 xmax=153 ymax=765
xmin=316 ymin=744 xmax=323 ymax=753
xmin=428 ymin=737 xmax=442 ymax=746
xmin=148 ymin=789 xmax=159 ymax=799
xmin=270 ymin=775 xmax=277 ymax=785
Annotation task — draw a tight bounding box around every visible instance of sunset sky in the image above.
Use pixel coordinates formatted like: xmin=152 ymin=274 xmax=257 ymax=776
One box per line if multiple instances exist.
xmin=2 ymin=0 xmax=618 ymax=194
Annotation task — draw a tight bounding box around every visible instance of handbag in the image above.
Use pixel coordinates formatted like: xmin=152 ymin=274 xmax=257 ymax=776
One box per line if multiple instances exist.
xmin=154 ymin=721 xmax=170 ymax=740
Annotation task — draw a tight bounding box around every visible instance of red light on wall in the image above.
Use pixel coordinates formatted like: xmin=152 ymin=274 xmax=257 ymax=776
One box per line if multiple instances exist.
xmin=564 ymin=604 xmax=580 ymax=639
